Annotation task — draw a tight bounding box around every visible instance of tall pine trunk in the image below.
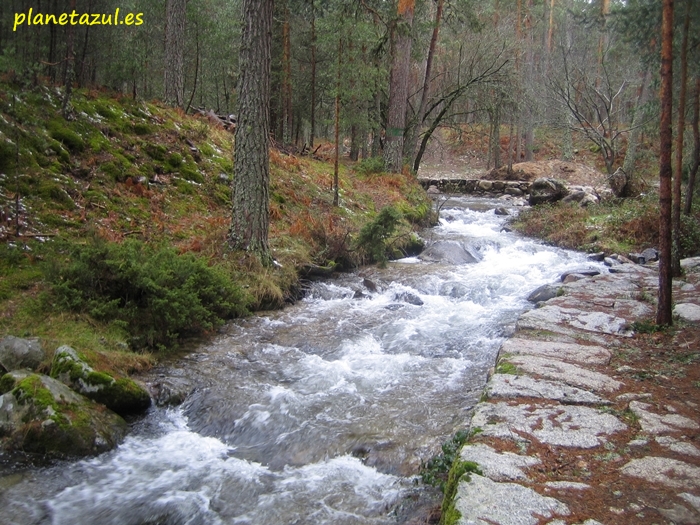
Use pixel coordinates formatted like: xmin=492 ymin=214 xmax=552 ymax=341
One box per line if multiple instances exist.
xmin=230 ymin=0 xmax=273 ymax=263
xmin=622 ymin=69 xmax=652 ymax=186
xmin=61 ymin=0 xmax=77 ymax=118
xmin=409 ymin=0 xmax=443 ymax=173
xmin=164 ymin=0 xmax=187 ymax=107
xmin=310 ymin=0 xmax=317 ymax=149
xmin=657 ymin=0 xmax=673 ymax=326
xmin=684 ymin=76 xmax=700 ymax=215
xmin=384 ymin=0 xmax=415 ymax=173
xmin=672 ymin=0 xmax=690 ymax=276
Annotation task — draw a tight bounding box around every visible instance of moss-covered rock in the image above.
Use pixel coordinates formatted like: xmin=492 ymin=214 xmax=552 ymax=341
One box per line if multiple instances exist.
xmin=51 ymin=345 xmax=151 ymax=417
xmin=0 ymin=371 xmax=127 ymax=457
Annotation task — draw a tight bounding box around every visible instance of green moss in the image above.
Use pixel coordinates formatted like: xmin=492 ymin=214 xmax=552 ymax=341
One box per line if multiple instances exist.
xmin=14 ymin=375 xmax=57 ymax=412
xmin=440 ymin=460 xmax=482 ymax=525
xmin=48 ymin=138 xmax=71 ymax=162
xmin=495 ymin=360 xmax=518 ymax=375
xmin=180 ymin=164 xmax=204 ymax=183
xmin=0 ymin=139 xmax=17 ymax=172
xmin=37 ymin=179 xmax=75 ymax=209
xmin=167 ymin=152 xmax=183 ymax=169
xmin=94 ymin=100 xmax=120 ymax=121
xmin=94 ymin=377 xmax=151 ymax=415
xmin=0 ymin=373 xmax=17 ymax=394
xmin=131 ymin=122 xmax=152 ymax=136
xmin=48 ymin=120 xmax=85 ymax=152
xmin=86 ymin=370 xmax=115 ymax=386
xmin=144 ymin=143 xmax=167 ymax=161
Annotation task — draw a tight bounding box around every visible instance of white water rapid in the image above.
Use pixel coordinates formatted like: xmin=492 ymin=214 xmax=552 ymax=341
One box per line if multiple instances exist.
xmin=0 ymin=196 xmax=603 ymax=525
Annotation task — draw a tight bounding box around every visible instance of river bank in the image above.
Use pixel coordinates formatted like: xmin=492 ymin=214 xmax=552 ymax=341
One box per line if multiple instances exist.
xmin=444 ymin=257 xmax=700 ymax=525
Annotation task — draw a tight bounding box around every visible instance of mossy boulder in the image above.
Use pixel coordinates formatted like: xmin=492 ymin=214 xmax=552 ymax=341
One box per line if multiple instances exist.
xmin=0 ymin=371 xmax=127 ymax=457
xmin=51 ymin=346 xmax=151 ymax=417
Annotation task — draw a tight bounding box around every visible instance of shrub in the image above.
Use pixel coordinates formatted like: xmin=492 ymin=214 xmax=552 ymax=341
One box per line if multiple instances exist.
xmin=355 ymin=156 xmax=385 ymax=175
xmin=46 ymin=237 xmax=251 ymax=351
xmin=680 ymin=214 xmax=700 ymax=258
xmin=355 ymin=205 xmax=402 ymax=266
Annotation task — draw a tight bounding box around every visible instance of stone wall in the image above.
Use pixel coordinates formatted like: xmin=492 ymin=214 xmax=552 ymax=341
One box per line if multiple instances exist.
xmin=419 ymin=179 xmax=531 ymax=196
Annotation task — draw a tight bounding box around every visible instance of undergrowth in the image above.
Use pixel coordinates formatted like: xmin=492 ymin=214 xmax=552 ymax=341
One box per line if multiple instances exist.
xmin=44 ymin=237 xmax=251 ymax=351
xmin=511 ymin=195 xmax=700 ymax=258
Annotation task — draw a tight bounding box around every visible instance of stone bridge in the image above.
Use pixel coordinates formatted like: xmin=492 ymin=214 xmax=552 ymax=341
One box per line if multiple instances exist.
xmin=418 ymin=178 xmax=531 ymax=197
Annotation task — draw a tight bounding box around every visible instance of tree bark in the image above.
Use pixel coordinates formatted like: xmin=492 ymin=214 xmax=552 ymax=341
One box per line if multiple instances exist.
xmin=282 ymin=1 xmax=293 ymax=144
xmin=384 ymin=0 xmax=415 ymax=173
xmin=657 ymin=0 xmax=673 ymax=326
xmin=164 ymin=0 xmax=187 ymax=107
xmin=334 ymin=38 xmax=342 ymax=207
xmin=672 ymin=0 xmax=690 ymax=276
xmin=684 ymin=76 xmax=700 ymax=215
xmin=622 ymin=68 xmax=652 ymax=184
xmin=61 ymin=0 xmax=77 ymax=118
xmin=310 ymin=0 xmax=317 ymax=149
xmin=230 ymin=0 xmax=273 ymax=263
xmin=409 ymin=0 xmax=443 ymax=172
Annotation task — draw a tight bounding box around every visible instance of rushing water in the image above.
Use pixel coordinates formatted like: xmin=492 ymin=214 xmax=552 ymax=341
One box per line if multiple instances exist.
xmin=0 ymin=196 xmax=601 ymax=525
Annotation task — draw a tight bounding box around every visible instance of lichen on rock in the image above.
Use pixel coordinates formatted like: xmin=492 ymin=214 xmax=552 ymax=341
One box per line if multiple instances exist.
xmin=51 ymin=345 xmax=151 ymax=417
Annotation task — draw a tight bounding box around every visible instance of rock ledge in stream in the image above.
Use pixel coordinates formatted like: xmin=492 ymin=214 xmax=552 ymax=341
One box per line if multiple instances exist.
xmin=51 ymin=345 xmax=151 ymax=417
xmin=0 ymin=371 xmax=127 ymax=457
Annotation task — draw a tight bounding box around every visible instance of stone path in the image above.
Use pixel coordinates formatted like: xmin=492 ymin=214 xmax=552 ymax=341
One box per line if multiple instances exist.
xmin=448 ymin=257 xmax=700 ymax=525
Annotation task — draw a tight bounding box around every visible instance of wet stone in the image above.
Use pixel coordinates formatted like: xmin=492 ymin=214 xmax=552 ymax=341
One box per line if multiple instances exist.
xmin=517 ymin=305 xmax=634 ymax=337
xmin=621 ymin=457 xmax=700 ymax=490
xmin=506 ymin=355 xmax=623 ymax=393
xmin=487 ymin=374 xmax=609 ymax=405
xmin=655 ymin=436 xmax=700 ymax=457
xmin=453 ymin=474 xmax=570 ymax=525
xmin=629 ymin=401 xmax=700 ymax=434
xmin=471 ymin=402 xmax=627 ymax=448
xmin=499 ymin=338 xmax=612 ymax=366
xmin=459 ymin=443 xmax=540 ymax=482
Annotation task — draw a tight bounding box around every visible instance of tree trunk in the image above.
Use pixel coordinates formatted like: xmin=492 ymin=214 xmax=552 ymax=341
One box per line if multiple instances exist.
xmin=282 ymin=1 xmax=292 ymax=144
xmin=672 ymin=0 xmax=690 ymax=276
xmin=334 ymin=38 xmax=342 ymax=207
xmin=490 ymin=105 xmax=502 ymax=169
xmin=230 ymin=0 xmax=273 ymax=263
xmin=164 ymin=0 xmax=187 ymax=107
xmin=384 ymin=0 xmax=415 ymax=173
xmin=523 ymin=1 xmax=534 ymax=161
xmin=310 ymin=0 xmax=316 ymax=149
xmin=61 ymin=0 xmax=77 ymax=118
xmin=409 ymin=0 xmax=443 ymax=173
xmin=622 ymin=69 xmax=652 ymax=184
xmin=546 ymin=0 xmax=555 ymax=52
xmin=684 ymin=76 xmax=700 ymax=215
xmin=657 ymin=0 xmax=673 ymax=326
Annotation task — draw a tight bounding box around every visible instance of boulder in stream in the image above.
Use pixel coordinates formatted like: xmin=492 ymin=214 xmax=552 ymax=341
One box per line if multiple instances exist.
xmin=419 ymin=240 xmax=480 ymax=265
xmin=51 ymin=345 xmax=151 ymax=417
xmin=527 ymin=284 xmax=561 ymax=304
xmin=0 ymin=371 xmax=127 ymax=457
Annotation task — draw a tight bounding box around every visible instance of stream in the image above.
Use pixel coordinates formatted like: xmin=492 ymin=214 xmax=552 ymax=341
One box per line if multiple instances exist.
xmin=0 ymin=196 xmax=601 ymax=525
